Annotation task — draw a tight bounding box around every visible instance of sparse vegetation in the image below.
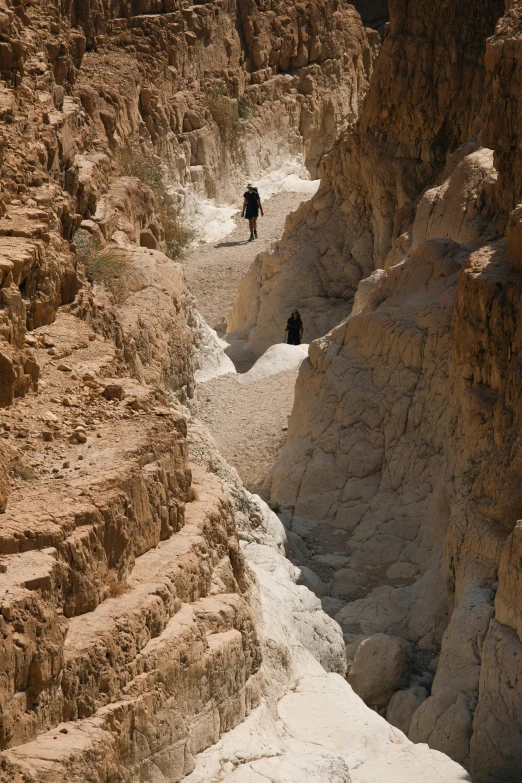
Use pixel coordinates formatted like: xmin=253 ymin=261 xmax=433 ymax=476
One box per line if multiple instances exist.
xmin=188 ymin=486 xmax=200 ymax=502
xmin=234 ymin=492 xmax=256 ymax=515
xmin=116 ymin=139 xmax=196 ymax=260
xmin=161 ymin=210 xmax=197 ymax=260
xmin=74 ymin=230 xmax=130 ymax=301
xmin=205 ymin=93 xmax=242 ymax=149
xmin=116 ymin=144 xmax=166 ymax=200
xmin=9 ymin=458 xmax=35 ymax=481
xmin=108 ymin=578 xmax=132 ymax=597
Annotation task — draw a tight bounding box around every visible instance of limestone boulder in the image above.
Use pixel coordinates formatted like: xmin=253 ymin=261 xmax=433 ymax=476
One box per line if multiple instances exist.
xmin=386 ymin=685 xmax=429 ymax=735
xmin=347 ymin=633 xmax=408 ymax=706
xmin=411 ymin=146 xmax=497 ymax=253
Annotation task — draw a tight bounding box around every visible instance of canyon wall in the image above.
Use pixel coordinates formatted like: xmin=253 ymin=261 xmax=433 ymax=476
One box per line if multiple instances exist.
xmin=228 ymin=0 xmax=503 ymax=353
xmin=0 ymin=1 xmax=472 ymax=783
xmin=265 ymin=1 xmax=522 ymax=781
xmin=0 ymin=0 xmax=376 ymax=409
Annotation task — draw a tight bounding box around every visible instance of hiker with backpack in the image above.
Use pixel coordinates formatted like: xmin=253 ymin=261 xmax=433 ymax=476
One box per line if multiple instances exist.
xmin=242 ymin=183 xmax=264 ymax=241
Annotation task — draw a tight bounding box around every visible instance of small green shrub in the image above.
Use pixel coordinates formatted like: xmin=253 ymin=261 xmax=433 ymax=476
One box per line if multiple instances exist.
xmin=161 ymin=211 xmax=196 ymax=260
xmin=267 ymin=499 xmax=282 ymax=514
xmin=205 ymin=94 xmax=241 ymax=148
xmin=75 ymin=230 xmax=130 ymax=300
xmin=235 ymin=492 xmax=256 ymax=515
xmin=116 ymin=144 xmax=166 ymax=200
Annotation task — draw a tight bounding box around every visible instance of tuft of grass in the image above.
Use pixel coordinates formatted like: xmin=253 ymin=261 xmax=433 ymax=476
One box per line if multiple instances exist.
xmin=205 ymin=94 xmax=241 ymax=149
xmin=267 ymin=499 xmax=282 ymax=514
xmin=75 ymin=230 xmax=130 ymax=301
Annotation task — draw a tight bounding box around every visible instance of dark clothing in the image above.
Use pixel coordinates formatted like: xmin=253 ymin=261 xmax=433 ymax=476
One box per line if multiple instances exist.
xmin=286 ymin=316 xmax=302 ymax=346
xmin=244 ymin=190 xmax=260 ymax=219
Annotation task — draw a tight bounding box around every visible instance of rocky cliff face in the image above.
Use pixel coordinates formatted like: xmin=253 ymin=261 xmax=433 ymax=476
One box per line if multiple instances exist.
xmin=0 ymin=0 xmax=377 ymax=410
xmin=263 ymin=1 xmax=522 ymax=780
xmin=229 ymin=0 xmax=503 ymax=353
xmin=0 ymin=1 xmax=471 ymax=783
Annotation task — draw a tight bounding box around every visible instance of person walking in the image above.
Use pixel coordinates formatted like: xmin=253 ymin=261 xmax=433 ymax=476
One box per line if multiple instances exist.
xmin=242 ymin=183 xmax=263 ymax=241
xmin=285 ymin=310 xmax=303 ymax=345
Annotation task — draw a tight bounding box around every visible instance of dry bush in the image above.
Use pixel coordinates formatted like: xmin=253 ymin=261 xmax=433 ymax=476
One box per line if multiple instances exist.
xmin=75 ymin=230 xmax=130 ymax=301
xmin=9 ymin=458 xmax=35 ymax=481
xmin=188 ymin=486 xmax=200 ymax=502
xmin=205 ymin=94 xmax=241 ymax=149
xmin=108 ymin=578 xmax=132 ymax=597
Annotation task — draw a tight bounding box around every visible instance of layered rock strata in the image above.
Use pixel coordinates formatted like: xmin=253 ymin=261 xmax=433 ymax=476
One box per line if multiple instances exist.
xmin=0 ymin=1 xmax=471 ymax=781
xmin=0 ymin=0 xmax=376 ymax=410
xmin=0 ymin=113 xmax=468 ymax=783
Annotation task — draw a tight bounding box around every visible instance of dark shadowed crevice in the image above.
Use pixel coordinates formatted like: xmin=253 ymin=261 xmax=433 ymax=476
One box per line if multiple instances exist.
xmin=352 ymin=0 xmax=390 ymax=36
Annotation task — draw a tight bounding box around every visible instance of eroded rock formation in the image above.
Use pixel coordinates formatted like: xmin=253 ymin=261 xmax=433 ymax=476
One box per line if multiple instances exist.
xmin=0 ymin=0 xmax=472 ymax=782
xmin=229 ymin=0 xmax=503 ymax=353
xmin=259 ymin=1 xmax=522 ymax=780
xmin=0 ymin=0 xmax=378 ymax=409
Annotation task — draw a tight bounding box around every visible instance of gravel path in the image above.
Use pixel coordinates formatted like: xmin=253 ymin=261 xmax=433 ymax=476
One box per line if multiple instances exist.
xmin=187 ymin=188 xmax=309 ymax=490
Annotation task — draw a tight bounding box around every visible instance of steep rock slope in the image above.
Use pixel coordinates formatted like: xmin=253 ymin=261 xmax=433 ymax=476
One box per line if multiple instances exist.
xmin=228 ymin=0 xmax=503 ymax=353
xmin=269 ymin=2 xmax=522 ymax=781
xmin=0 ymin=0 xmax=377 ymax=411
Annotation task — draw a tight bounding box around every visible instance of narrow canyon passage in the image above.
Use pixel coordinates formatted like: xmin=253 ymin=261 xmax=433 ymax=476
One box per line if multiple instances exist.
xmin=185 ymin=180 xmax=447 ymax=724
xmin=184 ymin=184 xmax=314 ymax=490
xmin=2 ymin=0 xmax=522 ymax=778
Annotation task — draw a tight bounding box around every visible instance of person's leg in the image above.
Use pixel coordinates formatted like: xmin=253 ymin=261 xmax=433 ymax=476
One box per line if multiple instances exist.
xmin=248 ymin=218 xmax=254 ymax=240
xmin=252 ymin=217 xmax=257 ymax=238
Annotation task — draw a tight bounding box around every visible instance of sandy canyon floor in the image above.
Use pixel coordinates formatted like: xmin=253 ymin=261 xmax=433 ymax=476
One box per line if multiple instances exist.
xmin=185 ymin=185 xmax=313 ymax=491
